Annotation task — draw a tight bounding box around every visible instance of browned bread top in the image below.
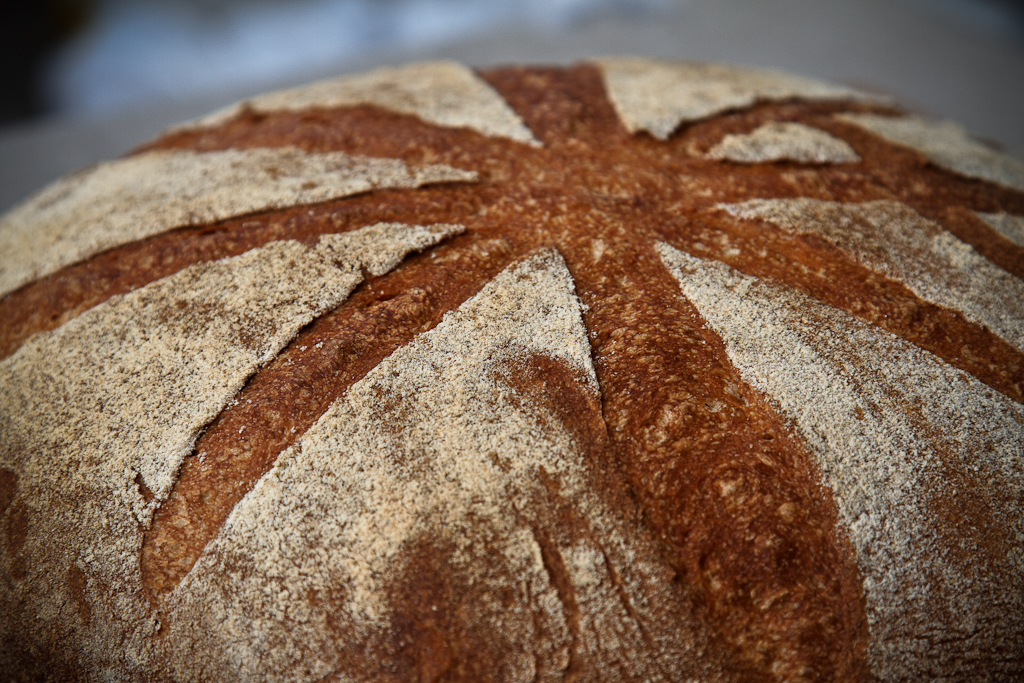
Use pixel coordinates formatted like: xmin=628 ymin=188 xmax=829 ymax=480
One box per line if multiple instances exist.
xmin=1 ymin=58 xmax=1022 ymax=682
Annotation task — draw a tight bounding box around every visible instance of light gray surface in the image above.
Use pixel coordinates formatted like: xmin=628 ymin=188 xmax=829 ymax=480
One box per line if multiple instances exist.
xmin=3 ymin=0 xmax=1023 ymax=214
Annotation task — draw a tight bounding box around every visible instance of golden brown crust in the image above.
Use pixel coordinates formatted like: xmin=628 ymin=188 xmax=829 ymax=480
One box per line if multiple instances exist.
xmin=1 ymin=61 xmax=1022 ymax=682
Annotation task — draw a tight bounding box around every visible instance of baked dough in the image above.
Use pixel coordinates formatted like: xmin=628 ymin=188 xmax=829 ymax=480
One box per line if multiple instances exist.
xmin=1 ymin=59 xmax=1022 ymax=682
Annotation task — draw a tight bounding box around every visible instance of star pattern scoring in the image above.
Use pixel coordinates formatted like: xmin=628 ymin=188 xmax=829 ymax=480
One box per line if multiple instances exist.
xmin=1 ymin=59 xmax=1023 ymax=683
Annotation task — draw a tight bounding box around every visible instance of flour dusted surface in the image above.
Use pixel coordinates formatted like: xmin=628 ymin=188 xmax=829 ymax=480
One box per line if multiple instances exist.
xmin=838 ymin=113 xmax=1024 ymax=192
xmin=659 ymin=244 xmax=1024 ymax=681
xmin=3 ymin=57 xmax=1022 ymax=683
xmin=720 ymin=198 xmax=1024 ymax=351
xmin=706 ymin=121 xmax=860 ymax=164
xmin=0 ymin=146 xmax=475 ymax=298
xmin=184 ymin=60 xmax=541 ymax=146
xmin=164 ymin=249 xmax=721 ymax=683
xmin=596 ymin=57 xmax=873 ymax=140
xmin=976 ymin=211 xmax=1024 ymax=247
xmin=0 ymin=222 xmax=461 ymax=679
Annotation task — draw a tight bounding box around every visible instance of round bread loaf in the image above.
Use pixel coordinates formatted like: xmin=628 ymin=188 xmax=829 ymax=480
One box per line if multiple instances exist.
xmin=1 ymin=58 xmax=1023 ymax=682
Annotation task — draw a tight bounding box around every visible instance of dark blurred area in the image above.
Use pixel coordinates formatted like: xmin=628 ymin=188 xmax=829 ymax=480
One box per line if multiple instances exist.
xmin=4 ymin=0 xmax=1024 ymax=125
xmin=0 ymin=1 xmax=91 ymax=122
xmin=1 ymin=0 xmax=672 ymax=124
xmin=2 ymin=0 xmax=1023 ymax=213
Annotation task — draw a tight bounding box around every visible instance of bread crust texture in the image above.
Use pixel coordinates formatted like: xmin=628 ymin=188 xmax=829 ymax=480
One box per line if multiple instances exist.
xmin=1 ymin=58 xmax=1022 ymax=683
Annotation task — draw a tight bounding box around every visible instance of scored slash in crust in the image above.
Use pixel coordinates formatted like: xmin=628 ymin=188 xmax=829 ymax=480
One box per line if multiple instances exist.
xmin=1 ymin=58 xmax=1022 ymax=683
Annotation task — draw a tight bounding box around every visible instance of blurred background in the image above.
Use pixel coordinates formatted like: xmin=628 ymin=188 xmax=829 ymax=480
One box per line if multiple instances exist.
xmin=2 ymin=0 xmax=1024 ymax=212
